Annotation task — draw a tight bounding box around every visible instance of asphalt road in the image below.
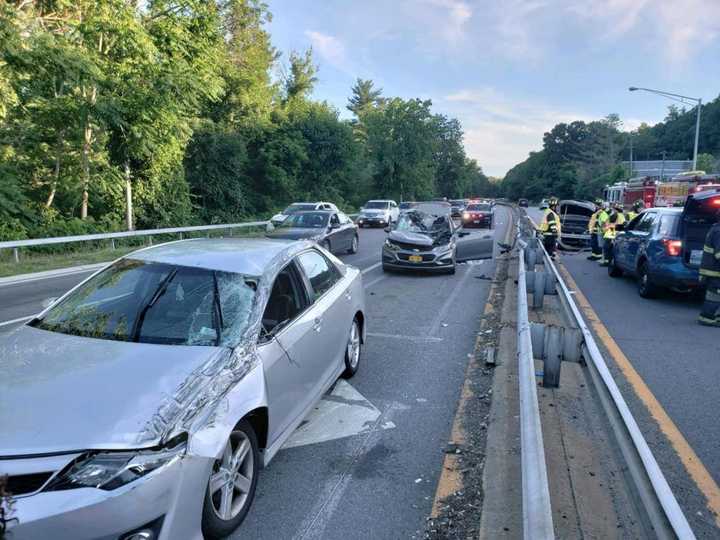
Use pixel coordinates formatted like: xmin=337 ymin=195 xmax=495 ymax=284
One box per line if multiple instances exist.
xmin=528 ymin=206 xmax=720 ymax=534
xmin=0 ymin=209 xmax=510 ymax=539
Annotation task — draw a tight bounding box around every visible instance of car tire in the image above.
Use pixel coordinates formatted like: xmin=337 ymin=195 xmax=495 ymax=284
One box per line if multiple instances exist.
xmin=201 ymin=420 xmax=259 ymax=540
xmin=348 ymin=235 xmax=359 ymax=254
xmin=445 ymin=263 xmax=456 ymax=275
xmin=637 ymin=261 xmax=658 ymax=298
xmin=382 ymin=263 xmax=391 ymax=273
xmin=342 ymin=318 xmax=362 ymax=378
xmin=608 ymin=258 xmax=623 ymax=277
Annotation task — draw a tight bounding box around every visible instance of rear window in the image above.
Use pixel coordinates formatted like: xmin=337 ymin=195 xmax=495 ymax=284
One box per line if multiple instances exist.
xmin=658 ymin=214 xmax=680 ymax=236
xmin=685 ymin=194 xmax=720 ymax=224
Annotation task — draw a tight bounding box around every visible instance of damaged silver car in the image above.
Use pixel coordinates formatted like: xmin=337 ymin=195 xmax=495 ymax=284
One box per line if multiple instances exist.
xmin=381 ymin=204 xmax=491 ymax=273
xmin=557 ymin=199 xmax=595 ymax=250
xmin=0 ymin=238 xmax=366 ymax=540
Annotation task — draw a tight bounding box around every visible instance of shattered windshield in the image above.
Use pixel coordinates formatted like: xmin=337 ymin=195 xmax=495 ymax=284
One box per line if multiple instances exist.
xmin=31 ymin=259 xmax=257 ymax=347
xmin=277 ymin=211 xmax=329 ymax=229
xmin=395 ymin=211 xmax=451 ymax=237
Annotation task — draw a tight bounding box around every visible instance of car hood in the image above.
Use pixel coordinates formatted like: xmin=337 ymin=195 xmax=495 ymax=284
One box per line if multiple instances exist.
xmin=558 ymin=200 xmax=595 ymax=217
xmin=387 ymin=230 xmax=435 ymax=247
xmin=266 ymin=228 xmax=323 ymax=241
xmin=362 ymin=209 xmax=388 ymax=215
xmin=0 ymin=325 xmax=228 ymax=455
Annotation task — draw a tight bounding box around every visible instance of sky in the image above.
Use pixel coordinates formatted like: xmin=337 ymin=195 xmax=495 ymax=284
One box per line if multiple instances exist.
xmin=265 ymin=0 xmax=720 ymax=177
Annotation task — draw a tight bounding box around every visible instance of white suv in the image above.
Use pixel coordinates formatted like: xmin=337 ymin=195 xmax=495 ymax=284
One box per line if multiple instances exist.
xmin=357 ymin=200 xmax=399 ymax=228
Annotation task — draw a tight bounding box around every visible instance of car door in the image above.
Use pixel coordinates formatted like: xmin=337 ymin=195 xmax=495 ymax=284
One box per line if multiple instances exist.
xmin=295 ymin=249 xmax=348 ymax=391
xmin=455 ymin=222 xmax=493 ymax=261
xmin=327 ymin=212 xmax=348 ymax=251
xmin=625 ymin=213 xmax=655 ymax=271
xmin=258 ymin=261 xmax=315 ymax=443
xmin=338 ymin=212 xmax=355 ymax=247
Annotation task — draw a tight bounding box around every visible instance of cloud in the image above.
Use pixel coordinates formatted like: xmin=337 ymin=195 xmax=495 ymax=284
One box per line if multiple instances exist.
xmin=441 ymin=87 xmax=597 ymax=176
xmin=403 ymin=0 xmax=473 ymax=47
xmin=568 ymin=0 xmax=720 ymax=63
xmin=304 ymin=30 xmax=350 ymax=72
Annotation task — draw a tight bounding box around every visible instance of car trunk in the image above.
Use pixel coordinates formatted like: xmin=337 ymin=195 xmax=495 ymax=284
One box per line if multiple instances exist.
xmin=558 ymin=200 xmax=594 ymax=249
xmin=681 ymin=192 xmax=720 ymax=268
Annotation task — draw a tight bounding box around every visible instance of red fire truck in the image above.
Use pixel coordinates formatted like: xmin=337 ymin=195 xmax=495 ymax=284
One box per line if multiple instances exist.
xmin=654 ymin=172 xmax=720 ymax=207
xmin=622 ymin=176 xmax=658 ymax=208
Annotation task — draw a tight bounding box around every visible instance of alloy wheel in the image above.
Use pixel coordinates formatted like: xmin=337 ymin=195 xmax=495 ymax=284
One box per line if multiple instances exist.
xmin=209 ymin=432 xmax=254 ymax=521
xmin=347 ymin=320 xmax=361 ymax=370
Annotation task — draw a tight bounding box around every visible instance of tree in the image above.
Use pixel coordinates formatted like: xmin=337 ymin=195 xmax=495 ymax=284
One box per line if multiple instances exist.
xmin=347 ymin=78 xmax=383 ymax=116
xmin=696 ymin=153 xmax=716 ymax=173
xmin=283 ymin=49 xmax=317 ymax=103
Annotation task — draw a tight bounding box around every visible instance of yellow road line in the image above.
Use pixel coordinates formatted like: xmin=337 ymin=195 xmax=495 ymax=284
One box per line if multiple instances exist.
xmin=558 ymin=264 xmax=720 ymax=525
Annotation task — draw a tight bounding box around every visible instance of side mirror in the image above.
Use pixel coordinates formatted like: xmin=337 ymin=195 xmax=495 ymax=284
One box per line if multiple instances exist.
xmin=330 ymin=222 xmax=340 ymax=230
xmin=458 ymin=231 xmax=470 ymax=237
xmin=384 ymin=226 xmax=391 ymax=233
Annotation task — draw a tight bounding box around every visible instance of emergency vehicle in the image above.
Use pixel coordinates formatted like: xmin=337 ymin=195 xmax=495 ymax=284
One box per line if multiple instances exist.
xmin=654 ymin=172 xmax=720 ymax=207
xmin=603 ymin=182 xmax=626 ymax=205
xmin=623 ymin=176 xmax=658 ymax=208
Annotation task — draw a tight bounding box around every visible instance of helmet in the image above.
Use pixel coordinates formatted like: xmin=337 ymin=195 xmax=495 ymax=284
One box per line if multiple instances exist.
xmin=633 ymin=200 xmax=644 ymax=211
xmin=549 ymin=197 xmax=559 ymax=207
xmin=539 ymin=201 xmax=549 ymax=210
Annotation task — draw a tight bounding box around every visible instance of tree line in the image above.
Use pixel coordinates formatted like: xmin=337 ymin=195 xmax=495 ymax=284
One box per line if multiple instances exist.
xmin=498 ymin=98 xmax=720 ymax=201
xmin=0 ymin=1 xmax=494 ymax=242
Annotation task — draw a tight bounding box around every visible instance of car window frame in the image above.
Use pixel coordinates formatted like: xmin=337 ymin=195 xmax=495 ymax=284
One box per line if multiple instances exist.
xmin=295 ymin=248 xmax=343 ymax=304
xmin=330 ymin=212 xmax=341 ymax=227
xmin=257 ymin=260 xmax=311 ymax=344
xmin=634 ymin=212 xmax=656 ymax=234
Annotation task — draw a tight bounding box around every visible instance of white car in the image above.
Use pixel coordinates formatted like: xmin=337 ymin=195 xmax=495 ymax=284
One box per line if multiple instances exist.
xmin=270 ymin=202 xmax=339 ymax=226
xmin=356 ymin=200 xmax=399 ymax=228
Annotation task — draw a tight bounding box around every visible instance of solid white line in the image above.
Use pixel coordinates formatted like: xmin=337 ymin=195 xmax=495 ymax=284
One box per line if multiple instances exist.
xmin=366 ymin=332 xmax=444 ymax=342
xmin=363 ymin=274 xmax=387 ymax=289
xmin=361 ymin=262 xmax=381 ymax=274
xmin=0 ymin=263 xmax=104 ymax=288
xmin=427 ymin=266 xmax=475 ymax=337
xmin=0 ymin=314 xmax=35 ymax=327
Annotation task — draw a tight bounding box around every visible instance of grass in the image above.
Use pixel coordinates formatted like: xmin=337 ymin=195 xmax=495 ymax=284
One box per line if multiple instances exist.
xmin=0 ymin=227 xmax=265 ymax=278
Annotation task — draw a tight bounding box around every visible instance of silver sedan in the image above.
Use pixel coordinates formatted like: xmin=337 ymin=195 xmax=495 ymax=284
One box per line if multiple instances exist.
xmin=0 ymin=238 xmax=367 ymax=540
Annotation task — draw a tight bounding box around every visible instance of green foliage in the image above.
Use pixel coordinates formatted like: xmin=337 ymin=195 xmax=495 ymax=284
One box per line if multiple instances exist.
xmin=0 ymin=1 xmax=491 ymax=243
xmin=499 ymin=100 xmax=720 ymax=200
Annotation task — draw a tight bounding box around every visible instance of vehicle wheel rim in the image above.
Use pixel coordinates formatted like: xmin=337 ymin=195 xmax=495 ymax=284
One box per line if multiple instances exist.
xmin=640 ymin=268 xmax=648 ymax=291
xmin=347 ymin=321 xmax=360 ymax=369
xmin=210 ymin=432 xmax=254 ymax=521
xmin=352 ymin=237 xmax=358 ymax=252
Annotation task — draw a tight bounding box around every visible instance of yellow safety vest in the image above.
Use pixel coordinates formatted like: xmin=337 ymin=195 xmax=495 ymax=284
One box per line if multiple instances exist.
xmin=595 ymin=210 xmax=609 ymax=233
xmin=626 ymin=211 xmax=637 ymax=222
xmin=539 ymin=209 xmax=560 ymax=236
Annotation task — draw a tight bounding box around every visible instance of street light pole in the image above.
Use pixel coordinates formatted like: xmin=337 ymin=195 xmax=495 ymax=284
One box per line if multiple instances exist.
xmin=628 ymin=86 xmax=702 ymax=170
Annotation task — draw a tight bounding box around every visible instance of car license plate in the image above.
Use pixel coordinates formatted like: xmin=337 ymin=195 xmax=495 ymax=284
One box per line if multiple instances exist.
xmin=409 ymin=255 xmax=423 ymax=263
xmin=690 ymin=250 xmax=702 ymax=266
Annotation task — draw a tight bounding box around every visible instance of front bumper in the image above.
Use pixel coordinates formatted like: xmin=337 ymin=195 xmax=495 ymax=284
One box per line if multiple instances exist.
xmin=382 ymin=245 xmax=455 ymax=270
xmin=7 ymin=453 xmax=213 ymax=540
xmin=357 ymin=216 xmax=389 ymax=227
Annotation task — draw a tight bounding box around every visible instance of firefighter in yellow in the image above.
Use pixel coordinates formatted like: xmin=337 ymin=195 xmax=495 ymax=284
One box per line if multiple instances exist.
xmin=599 ymin=203 xmax=625 ymax=267
xmin=587 ymin=199 xmax=608 ymax=260
xmin=539 ymin=197 xmax=561 ymax=258
xmin=625 ymin=199 xmax=644 ymax=222
xmin=698 ymin=209 xmax=720 ymax=327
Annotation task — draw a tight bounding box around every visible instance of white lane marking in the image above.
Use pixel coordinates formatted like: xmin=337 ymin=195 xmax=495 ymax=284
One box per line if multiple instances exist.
xmin=366 ymin=332 xmax=443 ymax=342
xmin=0 ymin=263 xmax=104 ymax=288
xmin=0 ymin=315 xmax=35 ymax=328
xmin=361 ymin=262 xmax=381 ymax=274
xmin=282 ymin=380 xmax=395 ymax=450
xmin=363 ymin=274 xmax=387 ymax=289
xmin=427 ymin=265 xmax=476 ymax=337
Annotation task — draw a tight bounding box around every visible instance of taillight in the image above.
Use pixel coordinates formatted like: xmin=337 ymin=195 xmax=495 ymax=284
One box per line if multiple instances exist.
xmin=710 ymin=198 xmax=720 ymax=207
xmin=662 ymin=239 xmax=682 ymax=257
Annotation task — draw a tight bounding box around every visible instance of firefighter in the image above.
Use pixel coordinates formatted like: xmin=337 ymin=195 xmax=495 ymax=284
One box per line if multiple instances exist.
xmin=626 ymin=199 xmax=644 ymax=222
xmin=599 ymin=205 xmax=622 ymax=267
xmin=539 ymin=197 xmax=561 ymax=258
xmin=698 ymin=209 xmax=720 ymax=327
xmin=587 ymin=199 xmax=607 ymax=260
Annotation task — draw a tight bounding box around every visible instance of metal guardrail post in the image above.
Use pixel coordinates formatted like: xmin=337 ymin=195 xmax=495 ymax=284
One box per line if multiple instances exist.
xmin=517 ymin=245 xmax=556 ymax=539
xmin=13 ymin=248 xmax=19 ymax=263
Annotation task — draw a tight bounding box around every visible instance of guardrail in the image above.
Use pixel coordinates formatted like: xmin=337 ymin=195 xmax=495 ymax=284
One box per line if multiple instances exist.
xmin=516 ymin=239 xmax=556 ymax=539
xmin=0 ymin=214 xmax=360 ymax=263
xmin=517 ymin=210 xmax=695 ymax=539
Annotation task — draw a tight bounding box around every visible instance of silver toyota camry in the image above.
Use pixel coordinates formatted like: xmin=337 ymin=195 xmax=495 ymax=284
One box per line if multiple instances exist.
xmin=0 ymin=238 xmax=367 ymax=540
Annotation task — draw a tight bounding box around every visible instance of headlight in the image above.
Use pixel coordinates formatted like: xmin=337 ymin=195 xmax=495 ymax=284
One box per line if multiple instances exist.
xmin=384 ymin=239 xmax=400 ymax=251
xmin=46 ymin=435 xmax=186 ymax=491
xmin=462 ymin=212 xmax=470 ymax=220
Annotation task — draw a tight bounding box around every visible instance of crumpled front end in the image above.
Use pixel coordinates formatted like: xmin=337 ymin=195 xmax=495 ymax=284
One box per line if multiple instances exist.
xmin=382 ymin=230 xmax=455 ymax=270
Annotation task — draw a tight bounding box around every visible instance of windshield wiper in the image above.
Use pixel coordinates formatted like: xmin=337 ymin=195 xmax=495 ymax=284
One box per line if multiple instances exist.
xmin=132 ymin=269 xmax=177 ymax=342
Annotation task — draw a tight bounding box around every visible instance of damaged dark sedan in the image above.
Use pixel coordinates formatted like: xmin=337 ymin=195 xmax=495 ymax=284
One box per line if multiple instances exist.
xmin=381 ymin=204 xmax=491 ymax=274
xmin=557 ymin=199 xmax=595 ymax=250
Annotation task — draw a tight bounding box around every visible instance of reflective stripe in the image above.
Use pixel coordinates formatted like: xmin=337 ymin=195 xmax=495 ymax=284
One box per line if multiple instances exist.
xmin=700 ymin=268 xmax=720 ymax=277
xmin=704 ymin=245 xmax=715 ymax=254
xmin=715 ymin=251 xmax=720 ymax=260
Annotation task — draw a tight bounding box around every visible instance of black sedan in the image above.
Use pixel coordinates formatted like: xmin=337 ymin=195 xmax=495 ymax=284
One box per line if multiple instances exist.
xmin=266 ymin=210 xmax=359 ymax=254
